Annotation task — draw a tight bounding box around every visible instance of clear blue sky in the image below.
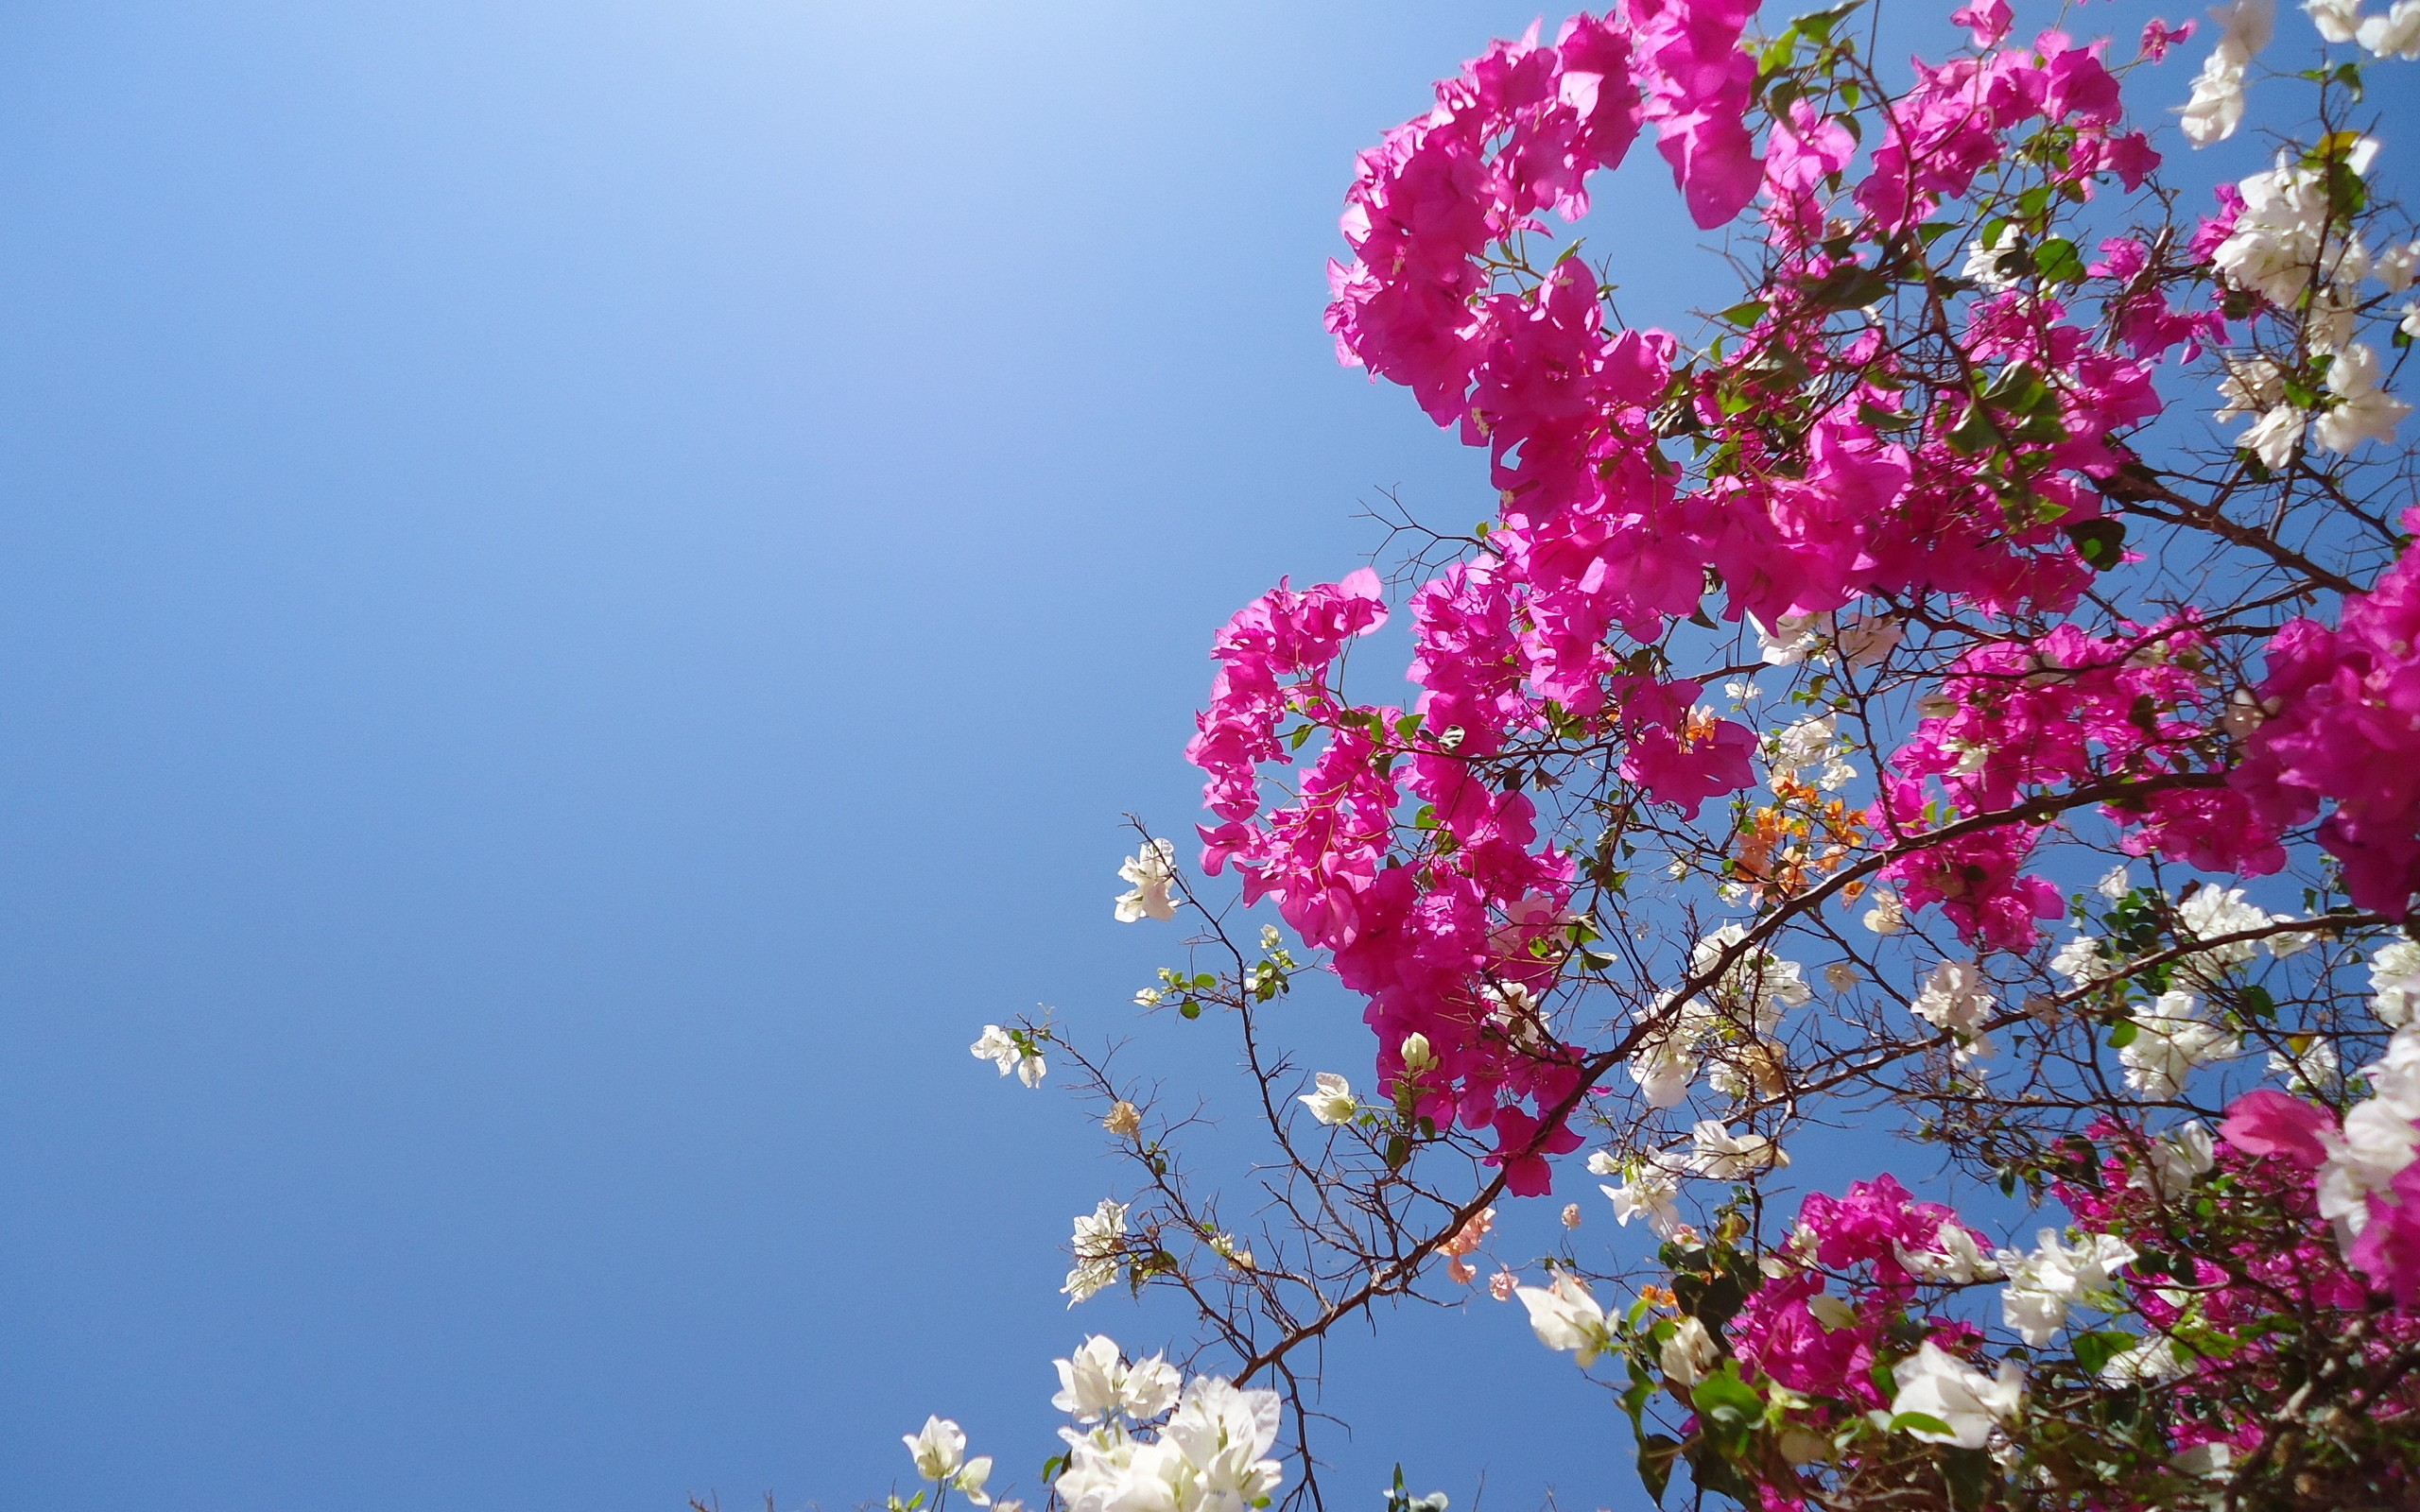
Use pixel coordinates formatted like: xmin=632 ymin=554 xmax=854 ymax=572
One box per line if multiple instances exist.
xmin=0 ymin=4 xmax=2404 ymax=1510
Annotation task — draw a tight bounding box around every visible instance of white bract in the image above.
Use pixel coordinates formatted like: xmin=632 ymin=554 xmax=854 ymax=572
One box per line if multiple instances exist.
xmin=2214 ymin=148 xmax=2372 ymax=305
xmin=1763 ymin=713 xmax=1856 ymax=791
xmin=1591 ymin=1147 xmax=1686 ymax=1236
xmin=905 ymin=1416 xmax=994 ymax=1506
xmin=2307 ymin=0 xmax=2363 ymax=40
xmin=2268 ymin=1035 xmax=2342 ymax=1095
xmin=2318 ymin=1021 xmax=2420 ymax=1238
xmin=2315 ymin=342 xmax=2412 ymax=454
xmin=2372 ymin=939 xmax=2420 ymax=1026
xmin=2120 ymin=990 xmax=2240 ymax=1099
xmin=1052 ymin=1336 xmax=1182 ymax=1424
xmin=1063 ymin=1199 xmax=1131 ymax=1306
xmin=2133 ymin=1120 xmax=2218 ymax=1198
xmin=2048 ymin=935 xmax=2114 ymax=990
xmin=2359 ymin=0 xmax=2420 ymax=54
xmin=1893 ymin=1219 xmax=2001 ymax=1284
xmin=1297 ymin=1072 xmax=1357 ymax=1126
xmin=1996 ymin=1229 xmax=2137 ymax=1347
xmin=1514 ymin=1271 xmax=1614 ymax=1367
xmin=972 ymin=1024 xmax=1047 ymax=1088
xmin=1912 ymin=960 xmax=1996 ymax=1039
xmin=1889 ymin=1342 xmax=2024 ymax=1450
xmin=1054 ymin=1374 xmax=1285 ymax=1512
xmin=1688 ymin=1120 xmax=1789 ymax=1178
xmin=1862 ymin=890 xmax=1907 ymax=935
xmin=1660 ymin=1315 xmax=1720 ymax=1388
xmin=2177 ymin=0 xmax=2273 ymax=146
xmin=1115 ymin=839 xmax=1181 ymax=923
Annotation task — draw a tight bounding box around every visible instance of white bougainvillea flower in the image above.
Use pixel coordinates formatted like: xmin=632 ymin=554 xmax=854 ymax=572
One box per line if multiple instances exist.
xmin=2371 ymin=940 xmax=2420 ymax=1026
xmin=904 ymin=1416 xmax=994 ymax=1505
xmin=2120 ymin=989 xmax=2240 ymax=1099
xmin=1996 ymin=1229 xmax=2137 ymax=1347
xmin=1063 ymin=1198 xmax=1130 ymax=1306
xmin=1912 ymin=960 xmax=1995 ymax=1037
xmin=1889 ymin=1342 xmax=2024 ymax=1449
xmin=2318 ymin=1022 xmax=2420 ymax=1237
xmin=1660 ymin=1315 xmax=1719 ymax=1388
xmin=1051 ymin=1335 xmax=1181 ymax=1423
xmin=2315 ymin=342 xmax=2412 ymax=454
xmin=970 ymin=1023 xmax=1046 ymax=1088
xmin=1893 ymin=1220 xmax=2002 ymax=1284
xmin=2178 ymin=0 xmax=2273 ymax=145
xmin=1514 ymin=1271 xmax=1614 ymax=1367
xmin=1687 ymin=1120 xmax=1789 ymax=1178
xmin=2306 ymin=0 xmax=2362 ymax=42
xmin=2359 ymin=0 xmax=2420 ymax=55
xmin=1114 ymin=838 xmax=1180 ymax=922
xmin=1297 ymin=1071 xmax=1357 ymax=1126
xmin=1862 ymin=889 xmax=1907 ymax=935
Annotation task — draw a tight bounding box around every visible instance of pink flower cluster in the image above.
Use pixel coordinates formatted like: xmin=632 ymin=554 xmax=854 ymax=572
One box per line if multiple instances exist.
xmin=2222 ymin=1089 xmax=2420 ymax=1308
xmin=1875 ymin=619 xmax=2282 ymax=951
xmin=1188 ymin=569 xmax=1586 ymax=1194
xmin=2235 ymin=512 xmax=2420 ymax=920
xmin=1183 ymin=0 xmax=2410 ymax=1194
xmin=1730 ymin=1176 xmax=1992 ymax=1410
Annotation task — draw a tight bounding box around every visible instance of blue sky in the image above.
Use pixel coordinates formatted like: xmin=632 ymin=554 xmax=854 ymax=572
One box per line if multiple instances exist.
xmin=1 ymin=3 xmax=2411 ymax=1510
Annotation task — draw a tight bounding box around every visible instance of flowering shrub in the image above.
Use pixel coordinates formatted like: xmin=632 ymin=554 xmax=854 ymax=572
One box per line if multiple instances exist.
xmin=879 ymin=0 xmax=2420 ymax=1506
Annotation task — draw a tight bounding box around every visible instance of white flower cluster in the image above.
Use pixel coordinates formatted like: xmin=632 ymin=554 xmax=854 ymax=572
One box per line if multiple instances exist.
xmin=1115 ymin=839 xmax=1180 ymax=923
xmin=2373 ymin=939 xmax=2420 ymax=1025
xmin=1629 ymin=926 xmax=1812 ymax=1108
xmin=1750 ymin=610 xmax=1900 ymax=668
xmin=905 ymin=1416 xmax=996 ymax=1507
xmin=2121 ymin=989 xmax=2241 ymax=1099
xmin=2206 ymin=137 xmax=2417 ymax=465
xmin=1911 ymin=959 xmax=1997 ymax=1061
xmin=1761 ymin=713 xmax=1858 ymax=793
xmin=972 ymin=1023 xmax=1048 ymax=1088
xmin=1513 ymin=1270 xmax=1618 ymax=1368
xmin=2180 ymin=0 xmax=2273 ymax=145
xmin=2307 ymin=0 xmax=2420 ymax=56
xmin=1051 ymin=1338 xmax=1285 ymax=1512
xmin=1996 ymin=1229 xmax=2137 ymax=1346
xmin=1889 ymin=1342 xmax=2024 ymax=1450
xmin=1589 ymin=1146 xmax=1687 ymax=1236
xmin=2318 ymin=1018 xmax=2420 ymax=1240
xmin=1063 ymin=1198 xmax=1131 ymax=1306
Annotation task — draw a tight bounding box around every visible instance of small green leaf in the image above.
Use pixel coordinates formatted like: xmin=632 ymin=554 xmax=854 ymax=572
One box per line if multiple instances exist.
xmin=2109 ymin=1017 xmax=2138 ymax=1049
xmin=2064 ymin=517 xmax=2127 ymax=570
xmin=1687 ymin=1361 xmax=1763 ymax=1427
xmin=2033 ymin=235 xmax=2084 ymax=284
xmin=2071 ymin=1329 xmax=2138 ymax=1378
xmin=1635 ymin=1433 xmax=1681 ymax=1504
xmin=1888 ymin=1411 xmax=1955 ymax=1437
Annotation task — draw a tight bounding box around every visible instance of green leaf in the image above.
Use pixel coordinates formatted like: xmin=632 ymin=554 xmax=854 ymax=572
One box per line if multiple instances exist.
xmin=2071 ymin=1329 xmax=2138 ymax=1379
xmin=1943 ymin=1445 xmax=1996 ymax=1510
xmin=1718 ymin=299 xmax=1769 ymax=327
xmin=2033 ymin=235 xmax=2084 ymax=284
xmin=1944 ymin=402 xmax=2000 ymax=455
xmin=1806 ymin=262 xmax=1893 ymax=310
xmin=1889 ymin=1411 xmax=1955 ymax=1437
xmin=2108 ymin=1017 xmax=2138 ymax=1049
xmin=1687 ymin=1360 xmax=1763 ymax=1428
xmin=2064 ymin=517 xmax=2127 ymax=570
xmin=1634 ymin=1434 xmax=1681 ymax=1505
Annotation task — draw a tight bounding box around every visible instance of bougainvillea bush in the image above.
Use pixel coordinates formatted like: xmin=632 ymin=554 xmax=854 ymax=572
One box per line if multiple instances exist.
xmin=896 ymin=0 xmax=2420 ymax=1506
